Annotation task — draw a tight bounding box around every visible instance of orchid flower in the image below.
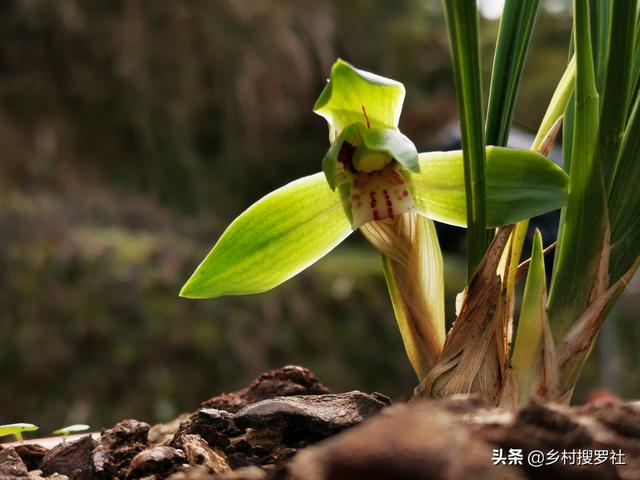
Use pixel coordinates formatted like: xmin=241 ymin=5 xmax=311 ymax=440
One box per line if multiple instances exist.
xmin=180 ymin=60 xmax=568 ymax=377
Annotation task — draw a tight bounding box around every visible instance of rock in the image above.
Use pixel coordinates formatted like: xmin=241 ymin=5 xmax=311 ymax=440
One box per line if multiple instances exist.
xmin=233 ymin=391 xmax=390 ymax=442
xmin=39 ymin=435 xmax=96 ymax=480
xmin=201 ymin=366 xmax=330 ymax=413
xmin=127 ymin=446 xmax=186 ymax=478
xmin=288 ymin=402 xmax=524 ymax=480
xmin=0 ymin=447 xmax=29 ymax=478
xmin=93 ymin=419 xmax=150 ymax=479
xmin=180 ymin=434 xmax=230 ymax=475
xmin=14 ymin=443 xmax=48 ymax=471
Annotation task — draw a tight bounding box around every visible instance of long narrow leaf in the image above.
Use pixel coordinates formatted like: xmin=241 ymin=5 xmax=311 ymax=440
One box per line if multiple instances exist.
xmin=548 ymin=0 xmax=607 ymax=341
xmin=442 ymin=0 xmax=488 ymax=278
xmin=486 ymin=0 xmax=540 ymax=147
xmin=608 ymin=93 xmax=640 ymax=279
xmin=598 ymin=0 xmax=636 ymax=184
xmin=532 ymin=57 xmax=576 ymax=152
xmin=589 ymin=0 xmax=612 ymax=93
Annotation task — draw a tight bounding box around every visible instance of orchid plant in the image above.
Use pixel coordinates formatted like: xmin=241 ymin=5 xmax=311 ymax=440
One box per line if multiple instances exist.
xmin=182 ymin=0 xmax=640 ymax=408
xmin=180 ymin=58 xmax=568 ymax=386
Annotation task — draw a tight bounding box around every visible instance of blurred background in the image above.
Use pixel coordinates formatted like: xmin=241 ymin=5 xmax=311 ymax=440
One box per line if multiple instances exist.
xmin=1 ymin=0 xmax=638 ymax=434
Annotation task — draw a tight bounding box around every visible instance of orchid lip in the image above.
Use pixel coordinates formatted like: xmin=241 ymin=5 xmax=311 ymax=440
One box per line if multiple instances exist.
xmin=349 ymin=162 xmax=415 ymax=227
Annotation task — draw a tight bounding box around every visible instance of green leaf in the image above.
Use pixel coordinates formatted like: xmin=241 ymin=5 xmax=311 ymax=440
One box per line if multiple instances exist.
xmin=598 ymin=0 xmax=636 ymax=185
xmin=0 ymin=423 xmax=38 ymax=437
xmin=548 ymin=0 xmax=606 ymax=342
xmin=180 ymin=173 xmax=353 ymax=298
xmin=609 ymin=94 xmax=640 ymax=242
xmin=313 ymin=59 xmax=405 ymax=132
xmin=532 ymin=56 xmax=576 ymax=153
xmin=589 ymin=0 xmax=612 ymax=93
xmin=609 ymin=94 xmax=640 ymax=279
xmin=610 ymin=214 xmax=640 ymax=282
xmin=409 ymin=146 xmax=569 ymax=228
xmin=361 ymin=128 xmax=420 ymax=173
xmin=0 ymin=423 xmax=38 ymax=442
xmin=442 ymin=0 xmax=489 ymax=278
xmin=486 ymin=0 xmax=540 ymax=147
xmin=511 ymin=230 xmax=554 ymax=404
xmin=52 ymin=424 xmax=90 ymax=436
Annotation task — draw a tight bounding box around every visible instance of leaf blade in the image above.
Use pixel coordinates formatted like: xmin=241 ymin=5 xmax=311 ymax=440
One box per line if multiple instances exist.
xmin=442 ymin=0 xmax=488 ymax=278
xmin=547 ymin=0 xmax=607 ymax=341
xmin=486 ymin=0 xmax=540 ymax=147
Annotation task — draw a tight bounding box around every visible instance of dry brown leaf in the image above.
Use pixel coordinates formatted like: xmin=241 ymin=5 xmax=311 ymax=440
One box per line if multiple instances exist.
xmin=413 ymin=226 xmax=514 ymax=405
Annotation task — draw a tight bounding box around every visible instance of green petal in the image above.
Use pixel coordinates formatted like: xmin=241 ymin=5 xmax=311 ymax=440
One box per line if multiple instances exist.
xmin=409 ymin=146 xmax=569 ymax=227
xmin=180 ymin=173 xmax=353 ymax=298
xmin=362 ymin=128 xmax=420 ymax=173
xmin=322 ymin=122 xmax=366 ymax=190
xmin=313 ymin=59 xmax=405 ymax=132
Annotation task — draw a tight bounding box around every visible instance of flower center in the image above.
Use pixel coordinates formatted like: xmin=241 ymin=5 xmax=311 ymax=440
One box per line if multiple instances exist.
xmin=350 ymin=163 xmax=415 ymax=227
xmin=352 ymin=145 xmax=392 ymax=173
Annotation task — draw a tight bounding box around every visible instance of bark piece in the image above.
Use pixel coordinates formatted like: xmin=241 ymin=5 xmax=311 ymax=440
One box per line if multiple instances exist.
xmin=201 ymin=366 xmax=330 ymax=413
xmin=171 ymin=409 xmax=235 ymax=451
xmin=180 ymin=434 xmax=230 ymax=475
xmin=40 ymin=435 xmax=96 ymax=480
xmin=166 ymin=465 xmax=211 ymax=480
xmin=288 ymin=402 xmax=523 ymax=480
xmin=149 ymin=413 xmax=191 ymax=446
xmin=127 ymin=445 xmax=186 ymax=479
xmin=233 ymin=391 xmax=389 ymax=442
xmin=0 ymin=447 xmax=29 ymax=478
xmin=213 ymin=466 xmax=268 ymax=479
xmin=93 ymin=419 xmax=150 ymax=479
xmin=99 ymin=419 xmax=150 ymax=448
xmin=14 ymin=443 xmax=47 ymax=471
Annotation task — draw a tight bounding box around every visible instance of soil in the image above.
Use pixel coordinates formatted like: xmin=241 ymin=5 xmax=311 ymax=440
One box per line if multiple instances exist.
xmin=1 ymin=365 xmax=639 ymax=480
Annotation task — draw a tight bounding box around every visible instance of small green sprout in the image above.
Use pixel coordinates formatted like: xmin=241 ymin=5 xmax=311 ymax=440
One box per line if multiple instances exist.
xmin=0 ymin=423 xmax=39 ymax=443
xmin=52 ymin=424 xmax=90 ymax=442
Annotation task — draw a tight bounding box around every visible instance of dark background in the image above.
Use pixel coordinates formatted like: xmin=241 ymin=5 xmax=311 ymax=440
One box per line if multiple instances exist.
xmin=1 ymin=0 xmax=638 ymax=435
